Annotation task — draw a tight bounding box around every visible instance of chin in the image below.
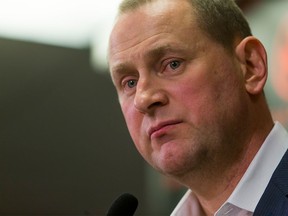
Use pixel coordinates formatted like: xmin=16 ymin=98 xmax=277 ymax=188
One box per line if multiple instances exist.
xmin=154 ymin=148 xmax=208 ymax=179
xmin=154 ymin=155 xmax=191 ymax=177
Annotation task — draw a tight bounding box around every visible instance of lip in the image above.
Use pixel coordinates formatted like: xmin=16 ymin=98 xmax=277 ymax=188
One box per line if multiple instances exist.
xmin=148 ymin=120 xmax=182 ymax=138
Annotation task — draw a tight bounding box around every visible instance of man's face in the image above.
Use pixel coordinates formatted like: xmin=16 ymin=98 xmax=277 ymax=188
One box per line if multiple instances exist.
xmin=108 ymin=0 xmax=249 ymax=178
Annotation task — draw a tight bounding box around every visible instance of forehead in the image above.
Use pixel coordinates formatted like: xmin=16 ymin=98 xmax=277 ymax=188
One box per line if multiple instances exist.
xmin=109 ymin=0 xmax=195 ymax=52
xmin=108 ymin=0 xmax=200 ymax=76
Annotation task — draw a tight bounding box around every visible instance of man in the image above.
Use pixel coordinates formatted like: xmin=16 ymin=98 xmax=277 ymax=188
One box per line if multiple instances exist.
xmin=107 ymin=0 xmax=288 ymax=215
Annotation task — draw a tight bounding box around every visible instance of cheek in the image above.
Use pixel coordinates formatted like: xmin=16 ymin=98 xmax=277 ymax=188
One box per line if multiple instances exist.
xmin=121 ymin=102 xmax=138 ymax=136
xmin=174 ymin=74 xmax=221 ymax=115
xmin=122 ymin=108 xmax=151 ymax=161
xmin=121 ymin=101 xmax=146 ymax=151
xmin=174 ymin=68 xmax=239 ymax=129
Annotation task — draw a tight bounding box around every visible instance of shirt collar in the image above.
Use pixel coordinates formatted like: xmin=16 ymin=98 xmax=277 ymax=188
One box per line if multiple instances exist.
xmin=171 ymin=122 xmax=288 ymax=216
xmin=225 ymin=122 xmax=288 ymax=212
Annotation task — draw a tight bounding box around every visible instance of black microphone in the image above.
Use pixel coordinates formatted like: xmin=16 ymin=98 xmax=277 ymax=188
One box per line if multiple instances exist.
xmin=106 ymin=193 xmax=138 ymax=216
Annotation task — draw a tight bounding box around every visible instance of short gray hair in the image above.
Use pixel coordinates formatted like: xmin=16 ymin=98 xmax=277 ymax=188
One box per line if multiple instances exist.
xmin=117 ymin=0 xmax=252 ymax=49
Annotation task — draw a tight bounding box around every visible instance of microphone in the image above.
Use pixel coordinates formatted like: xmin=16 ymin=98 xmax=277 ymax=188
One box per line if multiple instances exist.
xmin=106 ymin=193 xmax=138 ymax=216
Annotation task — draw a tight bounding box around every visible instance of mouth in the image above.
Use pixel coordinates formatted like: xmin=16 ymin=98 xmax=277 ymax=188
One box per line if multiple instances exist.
xmin=148 ymin=120 xmax=182 ymax=139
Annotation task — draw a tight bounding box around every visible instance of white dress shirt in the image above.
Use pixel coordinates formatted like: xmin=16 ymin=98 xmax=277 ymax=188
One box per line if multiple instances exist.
xmin=171 ymin=122 xmax=288 ymax=216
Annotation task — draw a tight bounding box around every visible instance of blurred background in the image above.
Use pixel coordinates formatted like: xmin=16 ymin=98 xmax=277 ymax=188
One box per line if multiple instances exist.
xmin=0 ymin=0 xmax=287 ymax=215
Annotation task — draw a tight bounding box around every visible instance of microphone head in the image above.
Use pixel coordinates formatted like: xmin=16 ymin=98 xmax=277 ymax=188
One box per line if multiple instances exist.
xmin=106 ymin=193 xmax=138 ymax=216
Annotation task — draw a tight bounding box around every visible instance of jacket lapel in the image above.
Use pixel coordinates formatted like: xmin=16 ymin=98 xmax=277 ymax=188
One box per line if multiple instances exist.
xmin=254 ymin=150 xmax=288 ymax=216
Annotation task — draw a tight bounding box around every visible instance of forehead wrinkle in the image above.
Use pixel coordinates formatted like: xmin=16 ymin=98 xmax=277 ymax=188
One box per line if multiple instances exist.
xmin=110 ymin=31 xmax=170 ymax=59
xmin=145 ymin=43 xmax=188 ymax=59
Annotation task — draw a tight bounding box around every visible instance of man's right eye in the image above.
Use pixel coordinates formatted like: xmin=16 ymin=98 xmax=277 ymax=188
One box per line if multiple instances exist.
xmin=121 ymin=78 xmax=138 ymax=91
xmin=126 ymin=79 xmax=138 ymax=88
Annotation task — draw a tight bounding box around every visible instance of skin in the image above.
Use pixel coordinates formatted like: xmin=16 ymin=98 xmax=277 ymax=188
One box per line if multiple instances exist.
xmin=108 ymin=0 xmax=273 ymax=214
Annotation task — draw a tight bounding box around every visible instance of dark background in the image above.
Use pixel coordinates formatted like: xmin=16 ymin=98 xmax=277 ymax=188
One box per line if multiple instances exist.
xmin=0 ymin=38 xmax=146 ymax=215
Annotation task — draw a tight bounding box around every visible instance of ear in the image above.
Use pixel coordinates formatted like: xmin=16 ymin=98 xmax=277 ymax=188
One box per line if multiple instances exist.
xmin=235 ymin=36 xmax=268 ymax=95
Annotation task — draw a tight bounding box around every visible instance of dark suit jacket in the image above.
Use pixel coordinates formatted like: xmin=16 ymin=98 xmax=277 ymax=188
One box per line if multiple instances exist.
xmin=254 ymin=149 xmax=288 ymax=216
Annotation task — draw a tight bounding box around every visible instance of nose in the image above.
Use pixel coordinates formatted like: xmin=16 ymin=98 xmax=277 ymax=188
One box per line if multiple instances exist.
xmin=134 ymin=78 xmax=168 ymax=114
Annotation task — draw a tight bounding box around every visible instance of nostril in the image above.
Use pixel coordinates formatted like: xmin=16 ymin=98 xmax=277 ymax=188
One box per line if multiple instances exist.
xmin=148 ymin=101 xmax=164 ymax=109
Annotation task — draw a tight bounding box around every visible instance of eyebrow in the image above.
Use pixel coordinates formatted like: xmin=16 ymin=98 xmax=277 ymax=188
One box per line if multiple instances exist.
xmin=110 ymin=44 xmax=187 ymax=77
xmin=110 ymin=63 xmax=135 ymax=86
xmin=146 ymin=45 xmax=171 ymax=59
xmin=111 ymin=63 xmax=132 ymax=77
xmin=145 ymin=44 xmax=186 ymax=60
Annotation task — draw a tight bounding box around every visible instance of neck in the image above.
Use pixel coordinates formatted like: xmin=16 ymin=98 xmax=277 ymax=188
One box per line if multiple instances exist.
xmin=191 ymin=152 xmax=253 ymax=214
xmin=178 ymin=119 xmax=274 ymax=215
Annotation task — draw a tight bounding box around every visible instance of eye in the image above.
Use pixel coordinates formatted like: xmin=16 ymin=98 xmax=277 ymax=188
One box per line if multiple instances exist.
xmin=121 ymin=77 xmax=138 ymax=92
xmin=126 ymin=79 xmax=137 ymax=88
xmin=169 ymin=60 xmax=181 ymax=70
